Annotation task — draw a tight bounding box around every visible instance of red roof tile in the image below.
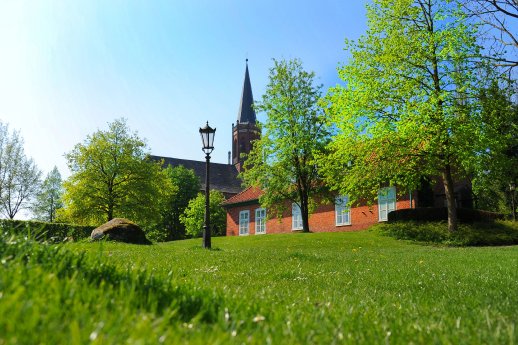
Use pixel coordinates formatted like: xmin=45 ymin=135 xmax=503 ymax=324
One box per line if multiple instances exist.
xmin=222 ymin=186 xmax=263 ymax=206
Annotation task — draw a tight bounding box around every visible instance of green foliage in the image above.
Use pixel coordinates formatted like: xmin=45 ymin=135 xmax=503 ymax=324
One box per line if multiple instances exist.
xmin=320 ymin=0 xmax=490 ymax=231
xmin=31 ymin=166 xmax=63 ymax=222
xmin=374 ymin=220 xmax=518 ymax=246
xmin=472 ymin=81 xmax=518 ymax=218
xmin=180 ymin=190 xmax=226 ymax=237
xmin=61 ymin=119 xmax=175 ymax=228
xmin=65 ymin=231 xmax=518 ymax=344
xmin=0 ymin=121 xmax=41 ymax=219
xmin=0 ymin=219 xmax=93 ymax=242
xmin=241 ymin=58 xmax=330 ymax=232
xmin=159 ymin=165 xmax=200 ymax=241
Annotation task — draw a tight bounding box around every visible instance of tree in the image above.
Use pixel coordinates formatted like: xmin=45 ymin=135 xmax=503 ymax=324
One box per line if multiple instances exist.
xmin=31 ymin=166 xmax=64 ymax=222
xmin=180 ymin=190 xmax=226 ymax=237
xmin=62 ymin=118 xmax=174 ymax=227
xmin=0 ymin=122 xmax=41 ymax=219
xmin=459 ymin=0 xmax=518 ymax=71
xmin=240 ymin=59 xmax=330 ymax=233
xmin=321 ymin=0 xmax=487 ymax=231
xmin=473 ymin=81 xmax=518 ymax=219
xmin=160 ymin=165 xmax=200 ymax=240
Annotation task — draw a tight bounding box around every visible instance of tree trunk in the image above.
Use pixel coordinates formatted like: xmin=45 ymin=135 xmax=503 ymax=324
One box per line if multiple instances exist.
xmin=107 ymin=204 xmax=113 ymax=222
xmin=300 ymin=193 xmax=310 ymax=233
xmin=510 ymin=189 xmax=516 ymax=222
xmin=49 ymin=195 xmax=54 ymax=223
xmin=442 ymin=165 xmax=458 ymax=232
xmin=107 ymin=184 xmax=114 ymax=221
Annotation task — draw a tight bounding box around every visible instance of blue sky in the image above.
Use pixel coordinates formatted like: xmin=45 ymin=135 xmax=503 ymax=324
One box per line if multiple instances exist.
xmin=0 ymin=0 xmax=369 ymax=177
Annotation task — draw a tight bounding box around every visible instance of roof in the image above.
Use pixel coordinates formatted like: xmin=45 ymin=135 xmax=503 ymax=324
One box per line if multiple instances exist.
xmin=222 ymin=186 xmax=263 ymax=206
xmin=237 ymin=60 xmax=257 ymax=124
xmin=150 ymin=155 xmax=243 ymax=196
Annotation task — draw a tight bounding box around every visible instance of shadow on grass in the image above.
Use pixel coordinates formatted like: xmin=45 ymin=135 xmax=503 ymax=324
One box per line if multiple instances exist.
xmin=188 ymin=245 xmax=223 ymax=251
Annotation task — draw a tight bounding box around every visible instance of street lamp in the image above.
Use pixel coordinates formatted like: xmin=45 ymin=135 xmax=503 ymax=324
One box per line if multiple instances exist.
xmin=199 ymin=121 xmax=216 ymax=249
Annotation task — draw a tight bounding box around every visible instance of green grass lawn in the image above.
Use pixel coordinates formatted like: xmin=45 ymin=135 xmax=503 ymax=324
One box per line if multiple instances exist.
xmin=2 ymin=230 xmax=517 ymax=344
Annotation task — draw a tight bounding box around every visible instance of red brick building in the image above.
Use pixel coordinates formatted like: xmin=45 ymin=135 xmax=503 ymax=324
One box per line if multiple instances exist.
xmin=223 ymin=186 xmax=416 ymax=236
xmin=220 ymin=62 xmax=420 ymax=236
xmin=152 ymin=61 xmax=471 ymax=236
xmin=220 ymin=62 xmax=472 ymax=236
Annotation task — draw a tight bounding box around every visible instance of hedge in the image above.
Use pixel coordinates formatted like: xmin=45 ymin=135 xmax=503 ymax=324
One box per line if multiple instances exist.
xmin=0 ymin=219 xmax=95 ymax=242
xmin=388 ymin=207 xmax=505 ymax=223
xmin=373 ymin=220 xmax=518 ymax=246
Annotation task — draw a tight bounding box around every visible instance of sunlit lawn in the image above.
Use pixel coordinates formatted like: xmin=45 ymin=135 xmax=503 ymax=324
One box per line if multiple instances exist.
xmin=68 ymin=231 xmax=518 ymax=344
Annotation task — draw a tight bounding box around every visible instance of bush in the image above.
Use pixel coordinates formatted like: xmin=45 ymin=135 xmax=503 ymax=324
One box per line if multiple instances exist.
xmin=388 ymin=207 xmax=505 ymax=223
xmin=373 ymin=220 xmax=518 ymax=246
xmin=180 ymin=191 xmax=227 ymax=238
xmin=145 ymin=227 xmax=170 ymax=243
xmin=0 ymin=219 xmax=94 ymax=242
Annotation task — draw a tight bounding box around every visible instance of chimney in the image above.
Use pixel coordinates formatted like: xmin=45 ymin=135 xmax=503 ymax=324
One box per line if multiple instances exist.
xmin=228 ymin=151 xmax=231 ymax=165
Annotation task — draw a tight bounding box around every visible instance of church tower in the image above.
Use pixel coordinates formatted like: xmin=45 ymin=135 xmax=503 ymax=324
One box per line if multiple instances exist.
xmin=232 ymin=60 xmax=260 ymax=172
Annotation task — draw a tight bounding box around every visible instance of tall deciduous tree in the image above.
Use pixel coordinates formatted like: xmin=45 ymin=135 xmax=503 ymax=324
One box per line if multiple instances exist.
xmin=473 ymin=82 xmax=518 ymax=219
xmin=179 ymin=190 xmax=226 ymax=237
xmin=31 ymin=166 xmax=64 ymax=222
xmin=161 ymin=165 xmax=200 ymax=240
xmin=459 ymin=0 xmax=518 ymax=70
xmin=241 ymin=59 xmax=330 ymax=232
xmin=62 ymin=118 xmax=174 ymax=227
xmin=0 ymin=122 xmax=41 ymax=219
xmin=321 ymin=0 xmax=487 ymax=231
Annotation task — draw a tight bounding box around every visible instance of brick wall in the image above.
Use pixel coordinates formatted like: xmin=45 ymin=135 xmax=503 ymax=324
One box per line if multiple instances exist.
xmin=226 ymin=195 xmax=412 ymax=236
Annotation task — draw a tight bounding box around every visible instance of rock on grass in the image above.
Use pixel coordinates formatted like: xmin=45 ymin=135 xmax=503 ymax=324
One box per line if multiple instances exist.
xmin=91 ymin=218 xmax=151 ymax=244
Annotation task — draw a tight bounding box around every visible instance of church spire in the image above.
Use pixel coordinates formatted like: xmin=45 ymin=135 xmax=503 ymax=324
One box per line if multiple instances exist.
xmin=237 ymin=59 xmax=256 ymax=124
xmin=232 ymin=59 xmax=260 ymax=172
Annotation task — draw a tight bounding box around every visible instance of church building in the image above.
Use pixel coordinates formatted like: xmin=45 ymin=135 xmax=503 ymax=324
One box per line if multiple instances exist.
xmin=154 ymin=61 xmax=472 ymax=236
xmin=219 ymin=65 xmax=472 ymax=236
xmin=151 ymin=60 xmax=258 ymax=198
xmin=220 ymin=62 xmax=418 ymax=236
xmin=232 ymin=60 xmax=261 ymax=173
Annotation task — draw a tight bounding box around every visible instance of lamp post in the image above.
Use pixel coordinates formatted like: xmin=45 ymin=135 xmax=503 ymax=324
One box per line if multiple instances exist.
xmin=199 ymin=122 xmax=216 ymax=249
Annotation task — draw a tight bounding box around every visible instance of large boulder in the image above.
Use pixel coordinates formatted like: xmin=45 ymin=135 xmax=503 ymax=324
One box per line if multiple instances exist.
xmin=91 ymin=218 xmax=151 ymax=244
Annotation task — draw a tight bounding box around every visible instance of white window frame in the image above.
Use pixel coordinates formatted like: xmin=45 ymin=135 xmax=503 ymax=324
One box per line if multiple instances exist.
xmin=335 ymin=195 xmax=351 ymax=226
xmin=378 ymin=186 xmax=396 ymax=221
xmin=292 ymin=203 xmax=303 ymax=230
xmin=239 ymin=210 xmax=250 ymax=235
xmin=255 ymin=208 xmax=266 ymax=234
